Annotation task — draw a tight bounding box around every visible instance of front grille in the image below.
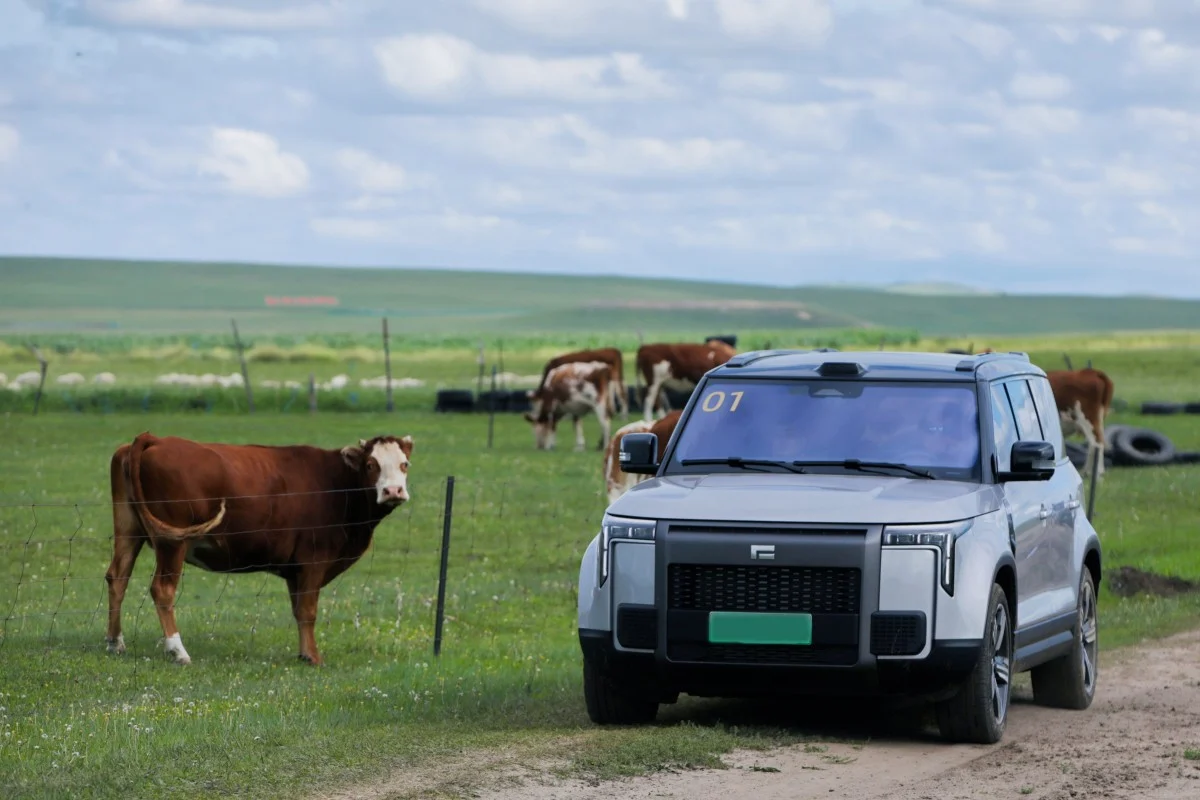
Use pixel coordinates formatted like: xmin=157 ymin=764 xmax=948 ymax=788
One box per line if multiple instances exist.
xmin=668 ymin=564 xmax=861 ymax=614
xmin=870 ymin=612 xmax=927 ymax=656
xmin=668 ymin=642 xmax=857 ymax=666
xmin=616 ymin=605 xmax=657 ymax=650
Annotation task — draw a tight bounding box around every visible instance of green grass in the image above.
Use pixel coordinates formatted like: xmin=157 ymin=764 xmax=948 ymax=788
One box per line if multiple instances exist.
xmin=4 ymin=256 xmax=1200 ymax=336
xmin=0 ymin=333 xmax=1199 ymax=799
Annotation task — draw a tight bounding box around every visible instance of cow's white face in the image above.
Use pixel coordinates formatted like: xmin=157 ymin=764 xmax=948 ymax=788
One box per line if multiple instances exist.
xmin=343 ymin=436 xmax=413 ymax=506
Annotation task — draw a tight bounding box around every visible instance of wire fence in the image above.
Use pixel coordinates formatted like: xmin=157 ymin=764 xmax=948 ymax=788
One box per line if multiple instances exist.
xmin=0 ymin=475 xmax=602 ymax=681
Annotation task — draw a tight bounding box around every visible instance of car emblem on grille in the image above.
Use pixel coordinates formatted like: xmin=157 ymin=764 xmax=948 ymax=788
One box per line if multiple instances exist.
xmin=750 ymin=544 xmax=775 ymax=560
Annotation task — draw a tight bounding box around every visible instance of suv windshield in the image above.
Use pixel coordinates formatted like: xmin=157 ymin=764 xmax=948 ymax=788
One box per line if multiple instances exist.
xmin=665 ymin=378 xmax=982 ymax=481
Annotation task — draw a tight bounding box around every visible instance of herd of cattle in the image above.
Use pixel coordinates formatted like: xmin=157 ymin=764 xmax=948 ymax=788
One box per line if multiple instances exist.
xmin=98 ymin=339 xmax=1116 ymax=667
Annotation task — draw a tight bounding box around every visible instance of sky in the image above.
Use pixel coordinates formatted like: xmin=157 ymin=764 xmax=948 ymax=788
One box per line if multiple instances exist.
xmin=1 ymin=0 xmax=1200 ymax=297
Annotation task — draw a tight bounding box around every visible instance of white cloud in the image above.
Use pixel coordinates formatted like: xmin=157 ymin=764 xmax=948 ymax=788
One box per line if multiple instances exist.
xmin=84 ymin=0 xmax=336 ymax=30
xmin=374 ymin=34 xmax=673 ymax=103
xmin=334 ymin=148 xmax=408 ymax=194
xmin=666 ymin=0 xmax=690 ymax=19
xmin=311 ymin=209 xmax=523 ymax=243
xmin=0 ymin=124 xmax=18 ymax=163
xmin=1104 ymin=164 xmax=1168 ymax=195
xmin=1008 ymin=72 xmax=1072 ymax=101
xmin=968 ymin=221 xmax=1007 ymax=253
xmin=821 ymin=77 xmax=939 ymax=105
xmin=1130 ymin=29 xmax=1199 ymax=72
xmin=714 ymin=0 xmax=834 ymax=44
xmin=719 ymin=70 xmax=789 ymax=95
xmin=197 ymin=128 xmax=309 ymax=197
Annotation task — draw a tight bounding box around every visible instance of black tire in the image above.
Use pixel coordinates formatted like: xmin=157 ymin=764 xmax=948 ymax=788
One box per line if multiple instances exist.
xmin=1140 ymin=401 xmax=1182 ymax=415
xmin=1031 ymin=569 xmax=1099 ymax=710
xmin=1184 ymin=402 xmax=1200 ymax=415
xmin=582 ymin=657 xmax=659 ymax=725
xmin=1065 ymin=441 xmax=1088 ymax=470
xmin=1110 ymin=427 xmax=1176 ymax=467
xmin=1173 ymin=451 xmax=1200 ymax=464
xmin=435 ymin=389 xmax=476 ymax=413
xmin=934 ymin=583 xmax=1013 ymax=744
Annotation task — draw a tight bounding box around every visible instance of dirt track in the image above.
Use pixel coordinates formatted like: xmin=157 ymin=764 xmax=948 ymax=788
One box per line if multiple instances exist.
xmin=323 ymin=628 xmax=1200 ymax=800
xmin=470 ymin=628 xmax=1200 ymax=800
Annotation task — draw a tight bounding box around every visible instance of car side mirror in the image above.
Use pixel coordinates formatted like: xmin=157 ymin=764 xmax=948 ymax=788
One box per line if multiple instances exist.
xmin=998 ymin=440 xmax=1056 ymax=481
xmin=619 ymin=432 xmax=659 ymax=475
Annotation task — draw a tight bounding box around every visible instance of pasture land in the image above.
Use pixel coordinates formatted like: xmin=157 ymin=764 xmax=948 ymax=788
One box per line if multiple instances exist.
xmin=5 ymin=256 xmax=1200 ymax=336
xmin=0 ymin=332 xmax=1198 ymax=799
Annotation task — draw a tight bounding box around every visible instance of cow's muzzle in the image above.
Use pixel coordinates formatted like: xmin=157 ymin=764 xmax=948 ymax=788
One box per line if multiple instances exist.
xmin=380 ymin=485 xmax=408 ymax=504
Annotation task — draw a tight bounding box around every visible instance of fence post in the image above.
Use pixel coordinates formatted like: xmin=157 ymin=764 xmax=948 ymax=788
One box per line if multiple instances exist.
xmin=433 ymin=476 xmax=455 ymax=657
xmin=476 ymin=342 xmax=486 ymax=395
xmin=29 ymin=346 xmax=47 ymax=416
xmin=487 ymin=365 xmax=498 ymax=449
xmin=308 ymin=373 xmax=317 ymax=414
xmin=382 ymin=317 xmax=394 ymax=413
xmin=231 ymin=319 xmax=254 ymax=413
xmin=1086 ymin=448 xmax=1100 ymax=522
xmin=1063 ymin=353 xmax=1073 ymax=370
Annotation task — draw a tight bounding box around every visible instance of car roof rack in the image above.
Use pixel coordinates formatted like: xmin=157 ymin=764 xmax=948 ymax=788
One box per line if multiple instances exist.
xmin=954 ymin=351 xmax=1031 ymax=372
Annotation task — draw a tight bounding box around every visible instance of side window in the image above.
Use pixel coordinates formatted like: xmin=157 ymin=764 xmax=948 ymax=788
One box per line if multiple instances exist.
xmin=1005 ymin=379 xmax=1044 ymax=442
xmin=989 ymin=382 xmax=1020 ymax=472
xmin=1028 ymin=376 xmax=1065 ymax=460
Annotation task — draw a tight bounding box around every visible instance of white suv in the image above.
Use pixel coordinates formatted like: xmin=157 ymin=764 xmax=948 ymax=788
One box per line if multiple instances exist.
xmin=576 ymin=349 xmax=1102 ymax=744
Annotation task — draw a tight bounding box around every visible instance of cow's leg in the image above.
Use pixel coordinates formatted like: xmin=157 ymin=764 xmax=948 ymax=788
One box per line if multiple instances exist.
xmin=149 ymin=542 xmax=191 ymax=664
xmin=595 ymin=401 xmax=611 ymax=453
xmin=573 ymin=415 xmax=587 ymax=452
xmin=288 ymin=567 xmax=325 ymax=666
xmin=1070 ymin=402 xmax=1099 ymax=478
xmin=106 ymin=459 xmax=145 ymax=655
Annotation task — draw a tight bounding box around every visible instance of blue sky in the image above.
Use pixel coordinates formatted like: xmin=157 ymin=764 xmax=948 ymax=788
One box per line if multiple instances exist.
xmin=2 ymin=0 xmax=1199 ymax=297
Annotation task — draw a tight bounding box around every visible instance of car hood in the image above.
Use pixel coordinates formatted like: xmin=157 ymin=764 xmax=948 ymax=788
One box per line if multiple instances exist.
xmin=607 ymin=472 xmax=1003 ymax=525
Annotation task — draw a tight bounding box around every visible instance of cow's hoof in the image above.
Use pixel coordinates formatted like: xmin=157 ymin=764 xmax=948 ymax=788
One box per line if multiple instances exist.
xmin=297 ymin=653 xmax=322 ymax=666
xmin=106 ymin=635 xmax=126 ymax=655
xmin=171 ymin=653 xmax=191 ymax=666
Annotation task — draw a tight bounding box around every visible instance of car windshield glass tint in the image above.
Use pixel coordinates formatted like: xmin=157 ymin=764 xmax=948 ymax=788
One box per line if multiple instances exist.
xmin=666 ymin=379 xmax=981 ymax=479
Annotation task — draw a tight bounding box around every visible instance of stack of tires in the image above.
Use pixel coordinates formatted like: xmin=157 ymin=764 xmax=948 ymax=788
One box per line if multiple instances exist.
xmin=1066 ymin=423 xmax=1200 ymax=469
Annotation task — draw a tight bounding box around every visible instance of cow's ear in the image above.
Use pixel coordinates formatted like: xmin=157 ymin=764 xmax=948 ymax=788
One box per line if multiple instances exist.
xmin=341 ymin=443 xmax=366 ymax=470
xmin=399 ymin=435 xmax=413 ymax=457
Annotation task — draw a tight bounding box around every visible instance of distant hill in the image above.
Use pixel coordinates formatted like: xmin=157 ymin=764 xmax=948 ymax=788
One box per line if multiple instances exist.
xmin=1 ymin=256 xmax=1198 ymax=337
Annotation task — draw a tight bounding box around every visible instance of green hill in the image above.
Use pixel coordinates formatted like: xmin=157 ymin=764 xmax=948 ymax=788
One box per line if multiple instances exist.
xmin=1 ymin=256 xmax=1197 ymax=337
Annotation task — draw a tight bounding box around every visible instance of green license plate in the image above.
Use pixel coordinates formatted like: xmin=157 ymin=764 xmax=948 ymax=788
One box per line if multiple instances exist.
xmin=707 ymin=612 xmax=813 ymax=645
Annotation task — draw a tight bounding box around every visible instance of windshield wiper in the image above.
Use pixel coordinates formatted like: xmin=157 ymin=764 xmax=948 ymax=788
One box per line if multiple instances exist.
xmin=789 ymin=459 xmax=936 ymax=480
xmin=680 ymin=457 xmax=809 ymax=474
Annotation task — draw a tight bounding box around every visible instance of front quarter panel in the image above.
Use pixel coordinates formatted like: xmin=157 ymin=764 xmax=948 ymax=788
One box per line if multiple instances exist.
xmin=577 ymin=533 xmax=611 ymax=632
xmin=935 ymin=510 xmax=1015 ymax=640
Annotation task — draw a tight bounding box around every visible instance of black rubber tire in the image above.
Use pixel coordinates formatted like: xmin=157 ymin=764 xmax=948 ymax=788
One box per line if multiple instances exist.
xmin=1109 ymin=427 xmax=1176 ymax=467
xmin=1140 ymin=401 xmax=1182 ymax=415
xmin=1184 ymin=402 xmax=1200 ymax=415
xmin=582 ymin=657 xmax=659 ymax=725
xmin=435 ymin=389 xmax=476 ymax=413
xmin=1030 ymin=569 xmax=1099 ymax=710
xmin=1173 ymin=451 xmax=1200 ymax=464
xmin=934 ymin=583 xmax=1013 ymax=745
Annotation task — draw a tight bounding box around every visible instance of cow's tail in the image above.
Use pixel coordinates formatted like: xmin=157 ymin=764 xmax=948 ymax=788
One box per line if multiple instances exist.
xmin=1098 ymin=369 xmax=1115 ymax=416
xmin=126 ymin=432 xmax=226 ymax=540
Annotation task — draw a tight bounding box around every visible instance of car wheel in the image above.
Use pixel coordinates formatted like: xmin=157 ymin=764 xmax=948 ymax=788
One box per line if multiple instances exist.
xmin=582 ymin=657 xmax=659 ymax=725
xmin=934 ymin=583 xmax=1013 ymax=744
xmin=1031 ymin=569 xmax=1099 ymax=710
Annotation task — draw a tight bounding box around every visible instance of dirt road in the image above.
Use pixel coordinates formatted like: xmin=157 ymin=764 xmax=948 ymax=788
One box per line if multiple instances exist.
xmin=471 ymin=628 xmax=1200 ymax=800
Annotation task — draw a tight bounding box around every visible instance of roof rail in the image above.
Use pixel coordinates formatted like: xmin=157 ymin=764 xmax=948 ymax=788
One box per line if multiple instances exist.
xmin=954 ymin=351 xmax=1031 ymax=372
xmin=723 ymin=347 xmax=838 ymax=368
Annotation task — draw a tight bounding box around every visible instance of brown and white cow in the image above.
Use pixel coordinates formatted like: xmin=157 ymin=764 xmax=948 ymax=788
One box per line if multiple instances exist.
xmin=524 ymin=361 xmax=613 ymax=451
xmin=104 ymin=431 xmax=414 ymax=666
xmin=537 ymin=347 xmax=628 ymax=418
xmin=635 ymin=341 xmax=736 ymax=421
xmin=1046 ymin=367 xmax=1115 ymax=478
xmin=602 ymin=410 xmax=682 ymax=504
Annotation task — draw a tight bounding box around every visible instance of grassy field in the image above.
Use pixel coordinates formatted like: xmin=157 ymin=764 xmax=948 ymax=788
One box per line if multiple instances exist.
xmin=0 ymin=329 xmax=1199 ymax=799
xmin=4 ymin=256 xmax=1200 ymax=336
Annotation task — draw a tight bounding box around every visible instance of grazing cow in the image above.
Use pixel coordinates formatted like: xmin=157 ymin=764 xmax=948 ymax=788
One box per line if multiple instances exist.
xmin=1046 ymin=367 xmax=1114 ymax=478
xmin=602 ymin=410 xmax=682 ymax=504
xmin=537 ymin=348 xmax=628 ymax=418
xmin=636 ymin=341 xmax=737 ymax=421
xmin=105 ymin=431 xmax=414 ymax=666
xmin=524 ymin=361 xmax=612 ymax=451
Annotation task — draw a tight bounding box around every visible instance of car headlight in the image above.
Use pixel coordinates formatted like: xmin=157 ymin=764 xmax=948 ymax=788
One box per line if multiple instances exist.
xmin=882 ymin=520 xmax=974 ymax=596
xmin=598 ymin=515 xmax=656 ymax=586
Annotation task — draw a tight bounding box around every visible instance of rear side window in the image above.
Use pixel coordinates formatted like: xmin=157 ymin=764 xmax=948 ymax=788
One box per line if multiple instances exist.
xmin=989 ymin=382 xmax=1020 ymax=472
xmin=1005 ymin=379 xmax=1044 ymax=442
xmin=1027 ymin=376 xmax=1065 ymax=460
